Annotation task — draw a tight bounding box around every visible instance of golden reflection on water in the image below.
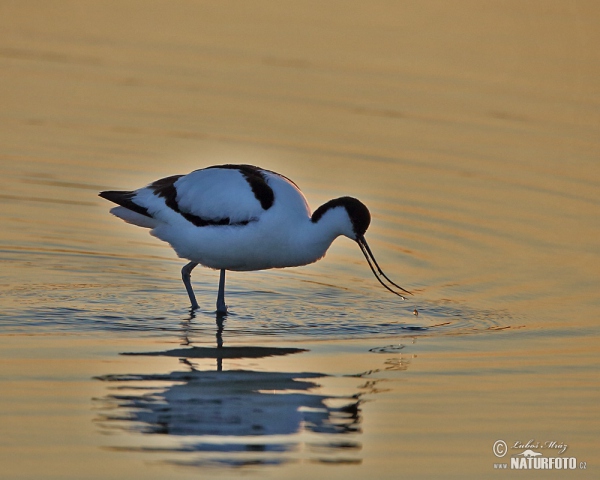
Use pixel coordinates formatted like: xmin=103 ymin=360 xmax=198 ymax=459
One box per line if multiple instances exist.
xmin=1 ymin=1 xmax=599 ymax=479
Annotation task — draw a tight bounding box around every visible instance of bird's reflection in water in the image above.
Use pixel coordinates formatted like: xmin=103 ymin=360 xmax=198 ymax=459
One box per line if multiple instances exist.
xmin=95 ymin=311 xmax=364 ymax=468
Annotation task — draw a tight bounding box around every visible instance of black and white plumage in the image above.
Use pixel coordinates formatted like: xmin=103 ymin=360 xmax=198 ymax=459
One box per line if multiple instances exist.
xmin=100 ymin=164 xmax=410 ymax=313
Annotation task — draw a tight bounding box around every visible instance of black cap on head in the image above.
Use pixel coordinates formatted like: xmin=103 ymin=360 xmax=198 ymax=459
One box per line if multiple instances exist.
xmin=311 ymin=196 xmax=371 ymax=238
xmin=342 ymin=197 xmax=371 ymax=237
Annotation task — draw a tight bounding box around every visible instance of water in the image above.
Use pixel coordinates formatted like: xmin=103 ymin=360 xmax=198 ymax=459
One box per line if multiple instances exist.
xmin=1 ymin=1 xmax=599 ymax=478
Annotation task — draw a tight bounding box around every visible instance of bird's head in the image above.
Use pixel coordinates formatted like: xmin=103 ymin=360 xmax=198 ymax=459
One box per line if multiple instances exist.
xmin=311 ymin=196 xmax=370 ymax=240
xmin=311 ymin=196 xmax=412 ymax=299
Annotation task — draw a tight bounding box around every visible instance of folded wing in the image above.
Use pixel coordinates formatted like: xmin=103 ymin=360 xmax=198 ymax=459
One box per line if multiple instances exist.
xmin=100 ymin=166 xmax=272 ymax=229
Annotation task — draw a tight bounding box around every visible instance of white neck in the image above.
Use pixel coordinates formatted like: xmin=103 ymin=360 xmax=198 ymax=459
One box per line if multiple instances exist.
xmin=287 ymin=207 xmax=354 ymax=267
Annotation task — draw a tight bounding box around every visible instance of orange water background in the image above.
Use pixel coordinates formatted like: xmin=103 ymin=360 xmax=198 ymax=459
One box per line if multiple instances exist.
xmin=0 ymin=1 xmax=598 ymax=478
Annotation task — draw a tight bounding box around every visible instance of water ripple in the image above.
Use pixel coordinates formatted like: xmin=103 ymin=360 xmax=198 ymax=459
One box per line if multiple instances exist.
xmin=0 ymin=282 xmax=520 ymax=340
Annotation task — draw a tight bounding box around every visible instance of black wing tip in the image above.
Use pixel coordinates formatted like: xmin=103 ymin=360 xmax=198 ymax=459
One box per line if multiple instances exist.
xmin=99 ymin=190 xmax=131 ymax=201
xmin=99 ymin=190 xmax=152 ymax=218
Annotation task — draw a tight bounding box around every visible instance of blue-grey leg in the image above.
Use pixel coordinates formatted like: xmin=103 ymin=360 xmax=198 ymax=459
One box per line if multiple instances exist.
xmin=216 ymin=268 xmax=228 ymax=314
xmin=181 ymin=262 xmax=199 ymax=310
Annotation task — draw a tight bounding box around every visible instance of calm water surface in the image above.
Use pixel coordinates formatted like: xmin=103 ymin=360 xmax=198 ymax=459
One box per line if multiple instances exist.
xmin=1 ymin=1 xmax=598 ymax=479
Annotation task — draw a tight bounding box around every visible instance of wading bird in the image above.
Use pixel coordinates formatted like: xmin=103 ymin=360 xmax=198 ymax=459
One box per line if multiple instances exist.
xmin=100 ymin=164 xmax=410 ymax=313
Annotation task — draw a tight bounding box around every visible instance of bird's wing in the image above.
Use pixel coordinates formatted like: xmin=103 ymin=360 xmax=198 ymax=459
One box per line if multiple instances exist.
xmin=135 ymin=166 xmax=272 ymax=226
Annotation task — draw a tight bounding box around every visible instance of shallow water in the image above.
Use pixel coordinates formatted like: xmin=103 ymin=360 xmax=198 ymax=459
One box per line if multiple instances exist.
xmin=1 ymin=1 xmax=599 ymax=478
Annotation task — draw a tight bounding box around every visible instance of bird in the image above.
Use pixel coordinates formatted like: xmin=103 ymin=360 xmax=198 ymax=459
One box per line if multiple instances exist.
xmin=99 ymin=164 xmax=411 ymax=313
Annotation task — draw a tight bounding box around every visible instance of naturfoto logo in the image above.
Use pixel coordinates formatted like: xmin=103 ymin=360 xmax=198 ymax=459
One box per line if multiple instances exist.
xmin=492 ymin=439 xmax=587 ymax=471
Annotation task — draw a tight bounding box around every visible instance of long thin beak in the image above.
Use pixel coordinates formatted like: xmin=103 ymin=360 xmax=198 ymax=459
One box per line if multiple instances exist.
xmin=357 ymin=235 xmax=412 ymax=300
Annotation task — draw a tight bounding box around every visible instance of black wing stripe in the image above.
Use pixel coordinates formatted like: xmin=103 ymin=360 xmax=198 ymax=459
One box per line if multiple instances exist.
xmin=149 ymin=174 xmax=184 ymax=214
xmin=149 ymin=174 xmax=252 ymax=227
xmin=205 ymin=164 xmax=274 ymax=210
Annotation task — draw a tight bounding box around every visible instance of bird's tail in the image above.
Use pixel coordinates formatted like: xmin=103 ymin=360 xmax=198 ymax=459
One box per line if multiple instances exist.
xmin=99 ymin=190 xmax=158 ymax=229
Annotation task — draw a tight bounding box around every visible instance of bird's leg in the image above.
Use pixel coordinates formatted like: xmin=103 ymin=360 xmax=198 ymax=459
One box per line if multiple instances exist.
xmin=215 ymin=313 xmax=225 ymax=372
xmin=216 ymin=268 xmax=228 ymax=314
xmin=215 ymin=313 xmax=225 ymax=348
xmin=181 ymin=262 xmax=200 ymax=310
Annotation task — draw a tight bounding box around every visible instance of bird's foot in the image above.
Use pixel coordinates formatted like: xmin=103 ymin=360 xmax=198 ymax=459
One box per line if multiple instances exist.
xmin=189 ymin=301 xmax=200 ymax=311
xmin=216 ymin=302 xmax=228 ymax=315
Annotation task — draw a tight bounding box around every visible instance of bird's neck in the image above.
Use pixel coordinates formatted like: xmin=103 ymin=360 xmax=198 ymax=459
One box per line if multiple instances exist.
xmin=288 ymin=207 xmax=352 ymax=266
